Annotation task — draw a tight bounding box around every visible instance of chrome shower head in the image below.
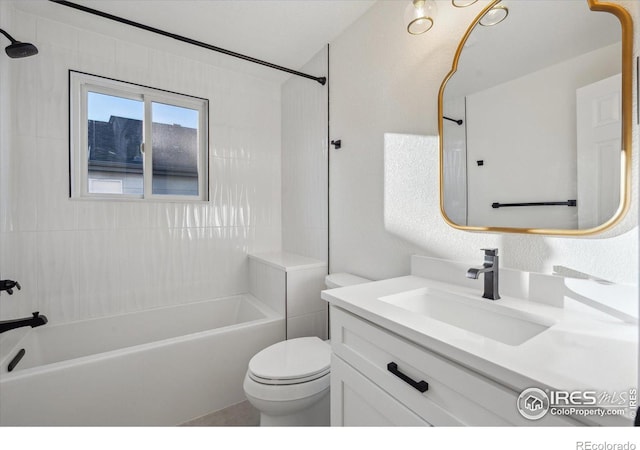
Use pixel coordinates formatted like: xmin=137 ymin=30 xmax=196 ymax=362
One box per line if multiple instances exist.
xmin=0 ymin=28 xmax=38 ymax=58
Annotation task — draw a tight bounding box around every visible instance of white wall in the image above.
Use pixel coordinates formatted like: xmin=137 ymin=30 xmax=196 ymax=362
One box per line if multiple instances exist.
xmin=0 ymin=1 xmax=10 ymax=271
xmin=0 ymin=2 xmax=282 ymax=324
xmin=466 ymin=43 xmax=620 ymax=229
xmin=281 ymin=47 xmax=329 ymax=262
xmin=330 ymin=0 xmax=639 ymax=285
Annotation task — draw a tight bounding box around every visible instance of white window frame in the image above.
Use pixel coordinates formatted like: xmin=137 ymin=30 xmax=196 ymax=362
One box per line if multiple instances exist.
xmin=70 ymin=71 xmax=209 ymax=201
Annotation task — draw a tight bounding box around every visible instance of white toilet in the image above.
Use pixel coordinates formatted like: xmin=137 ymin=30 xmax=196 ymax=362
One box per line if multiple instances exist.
xmin=243 ymin=272 xmax=370 ymax=426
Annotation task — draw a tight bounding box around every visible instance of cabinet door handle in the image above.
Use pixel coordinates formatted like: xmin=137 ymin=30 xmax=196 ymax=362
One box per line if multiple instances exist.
xmin=387 ymin=362 xmax=429 ymax=393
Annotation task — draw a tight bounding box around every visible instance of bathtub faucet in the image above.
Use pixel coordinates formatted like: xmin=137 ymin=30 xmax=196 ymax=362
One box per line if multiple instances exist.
xmin=0 ymin=279 xmax=21 ymax=295
xmin=0 ymin=311 xmax=48 ymax=334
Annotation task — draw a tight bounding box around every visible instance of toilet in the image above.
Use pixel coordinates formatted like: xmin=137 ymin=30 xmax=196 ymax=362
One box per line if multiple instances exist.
xmin=243 ymin=272 xmax=370 ymax=426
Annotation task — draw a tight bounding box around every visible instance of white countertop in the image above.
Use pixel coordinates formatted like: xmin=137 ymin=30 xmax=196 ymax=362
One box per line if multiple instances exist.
xmin=322 ymin=274 xmax=638 ymax=426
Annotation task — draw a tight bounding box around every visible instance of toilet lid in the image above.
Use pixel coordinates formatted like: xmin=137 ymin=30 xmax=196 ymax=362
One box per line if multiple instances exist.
xmin=325 ymin=273 xmax=370 ymax=289
xmin=248 ymin=337 xmax=331 ymax=384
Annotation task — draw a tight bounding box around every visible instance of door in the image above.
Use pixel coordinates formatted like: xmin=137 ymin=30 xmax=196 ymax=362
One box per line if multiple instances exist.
xmin=576 ymin=73 xmax=622 ymax=229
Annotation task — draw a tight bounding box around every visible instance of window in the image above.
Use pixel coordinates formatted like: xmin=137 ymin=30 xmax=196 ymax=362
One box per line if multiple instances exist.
xmin=70 ymin=71 xmax=208 ymax=201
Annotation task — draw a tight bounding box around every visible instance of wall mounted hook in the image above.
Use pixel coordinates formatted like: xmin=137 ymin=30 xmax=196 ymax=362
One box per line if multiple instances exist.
xmin=331 ymin=139 xmax=341 ymax=150
xmin=443 ymin=116 xmax=463 ymax=126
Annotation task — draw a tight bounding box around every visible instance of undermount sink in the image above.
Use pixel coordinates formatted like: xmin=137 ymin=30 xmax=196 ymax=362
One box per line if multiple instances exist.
xmin=378 ymin=287 xmax=552 ymax=346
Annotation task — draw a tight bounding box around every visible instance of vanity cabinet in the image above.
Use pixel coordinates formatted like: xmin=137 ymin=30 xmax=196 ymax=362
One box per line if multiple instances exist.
xmin=330 ymin=306 xmax=581 ymax=427
xmin=331 ymin=355 xmax=430 ymax=426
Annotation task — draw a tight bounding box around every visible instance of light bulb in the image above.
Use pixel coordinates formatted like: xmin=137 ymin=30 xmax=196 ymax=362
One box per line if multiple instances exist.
xmin=479 ymin=5 xmax=509 ymax=26
xmin=452 ymin=0 xmax=478 ymax=7
xmin=404 ymin=0 xmax=437 ymax=35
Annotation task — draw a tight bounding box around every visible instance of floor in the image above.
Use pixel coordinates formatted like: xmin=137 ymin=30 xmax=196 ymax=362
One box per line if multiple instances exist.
xmin=180 ymin=401 xmax=260 ymax=426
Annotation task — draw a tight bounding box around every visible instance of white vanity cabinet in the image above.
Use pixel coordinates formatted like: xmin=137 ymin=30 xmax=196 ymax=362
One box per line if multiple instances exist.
xmin=330 ymin=306 xmax=581 ymax=427
xmin=331 ymin=355 xmax=430 ymax=426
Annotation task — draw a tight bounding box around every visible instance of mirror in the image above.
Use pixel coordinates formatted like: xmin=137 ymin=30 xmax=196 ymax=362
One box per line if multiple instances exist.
xmin=439 ymin=0 xmax=633 ymax=235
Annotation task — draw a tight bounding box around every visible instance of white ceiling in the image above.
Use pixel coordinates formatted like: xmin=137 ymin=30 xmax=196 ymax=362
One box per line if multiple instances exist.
xmin=31 ymin=0 xmax=376 ymax=79
xmin=447 ymin=0 xmax=622 ymax=96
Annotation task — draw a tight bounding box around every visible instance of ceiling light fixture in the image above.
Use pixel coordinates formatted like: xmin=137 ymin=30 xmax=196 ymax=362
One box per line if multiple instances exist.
xmin=479 ymin=5 xmax=509 ymax=26
xmin=451 ymin=0 xmax=478 ymax=7
xmin=404 ymin=0 xmax=437 ymax=35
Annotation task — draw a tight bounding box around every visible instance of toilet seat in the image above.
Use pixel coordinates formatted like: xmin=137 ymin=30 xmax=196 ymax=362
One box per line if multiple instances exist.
xmin=249 ymin=368 xmax=329 ymax=385
xmin=243 ymin=371 xmax=330 ymax=403
xmin=248 ymin=337 xmax=331 ymax=386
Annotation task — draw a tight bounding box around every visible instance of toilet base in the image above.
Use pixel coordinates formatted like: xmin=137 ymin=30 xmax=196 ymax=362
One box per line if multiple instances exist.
xmin=258 ymin=389 xmax=330 ymax=426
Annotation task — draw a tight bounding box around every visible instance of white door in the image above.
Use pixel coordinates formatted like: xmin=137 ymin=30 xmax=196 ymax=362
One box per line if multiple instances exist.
xmin=576 ymin=73 xmax=622 ymax=229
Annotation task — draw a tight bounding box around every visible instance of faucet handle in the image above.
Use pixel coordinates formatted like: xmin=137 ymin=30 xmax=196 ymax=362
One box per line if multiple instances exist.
xmin=481 ymin=248 xmax=498 ymax=256
xmin=1 ymin=279 xmax=21 ymax=295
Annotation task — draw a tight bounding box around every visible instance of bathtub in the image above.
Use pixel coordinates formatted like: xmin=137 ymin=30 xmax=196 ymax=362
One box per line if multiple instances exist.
xmin=0 ymin=294 xmax=284 ymax=426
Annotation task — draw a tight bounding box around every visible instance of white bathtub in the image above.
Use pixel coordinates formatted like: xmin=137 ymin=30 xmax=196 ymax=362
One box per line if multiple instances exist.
xmin=0 ymin=294 xmax=284 ymax=426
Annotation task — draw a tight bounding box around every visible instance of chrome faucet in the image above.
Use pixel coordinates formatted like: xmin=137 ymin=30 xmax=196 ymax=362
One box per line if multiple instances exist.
xmin=466 ymin=248 xmax=500 ymax=300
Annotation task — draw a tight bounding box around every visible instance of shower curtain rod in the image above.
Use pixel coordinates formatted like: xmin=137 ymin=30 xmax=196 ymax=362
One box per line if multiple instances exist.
xmin=49 ymin=0 xmax=327 ymax=86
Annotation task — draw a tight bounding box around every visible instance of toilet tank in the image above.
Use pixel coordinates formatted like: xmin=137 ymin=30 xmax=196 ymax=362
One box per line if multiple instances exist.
xmin=325 ymin=273 xmax=371 ymax=289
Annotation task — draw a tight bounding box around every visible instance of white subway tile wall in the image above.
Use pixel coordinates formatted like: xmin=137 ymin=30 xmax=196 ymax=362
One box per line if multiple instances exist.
xmin=286 ymin=311 xmax=328 ymax=341
xmin=248 ymin=258 xmax=286 ymax=316
xmin=286 ymin=267 xmax=329 ymax=318
xmin=281 ymin=47 xmax=328 ymax=263
xmin=0 ymin=7 xmax=282 ymax=323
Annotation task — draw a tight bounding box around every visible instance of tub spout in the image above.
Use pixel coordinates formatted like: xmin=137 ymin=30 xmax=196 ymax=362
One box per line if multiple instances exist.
xmin=0 ymin=311 xmax=48 ymax=334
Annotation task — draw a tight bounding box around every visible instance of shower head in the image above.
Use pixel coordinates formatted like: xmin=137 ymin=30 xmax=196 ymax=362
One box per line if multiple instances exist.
xmin=0 ymin=28 xmax=38 ymax=58
xmin=6 ymin=41 xmax=39 ymax=58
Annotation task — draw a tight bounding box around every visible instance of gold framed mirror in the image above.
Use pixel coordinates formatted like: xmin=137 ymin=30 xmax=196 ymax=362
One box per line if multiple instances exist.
xmin=438 ymin=0 xmax=633 ymax=235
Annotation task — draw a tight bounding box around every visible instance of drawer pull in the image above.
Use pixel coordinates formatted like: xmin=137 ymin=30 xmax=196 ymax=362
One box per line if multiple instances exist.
xmin=387 ymin=362 xmax=429 ymax=393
